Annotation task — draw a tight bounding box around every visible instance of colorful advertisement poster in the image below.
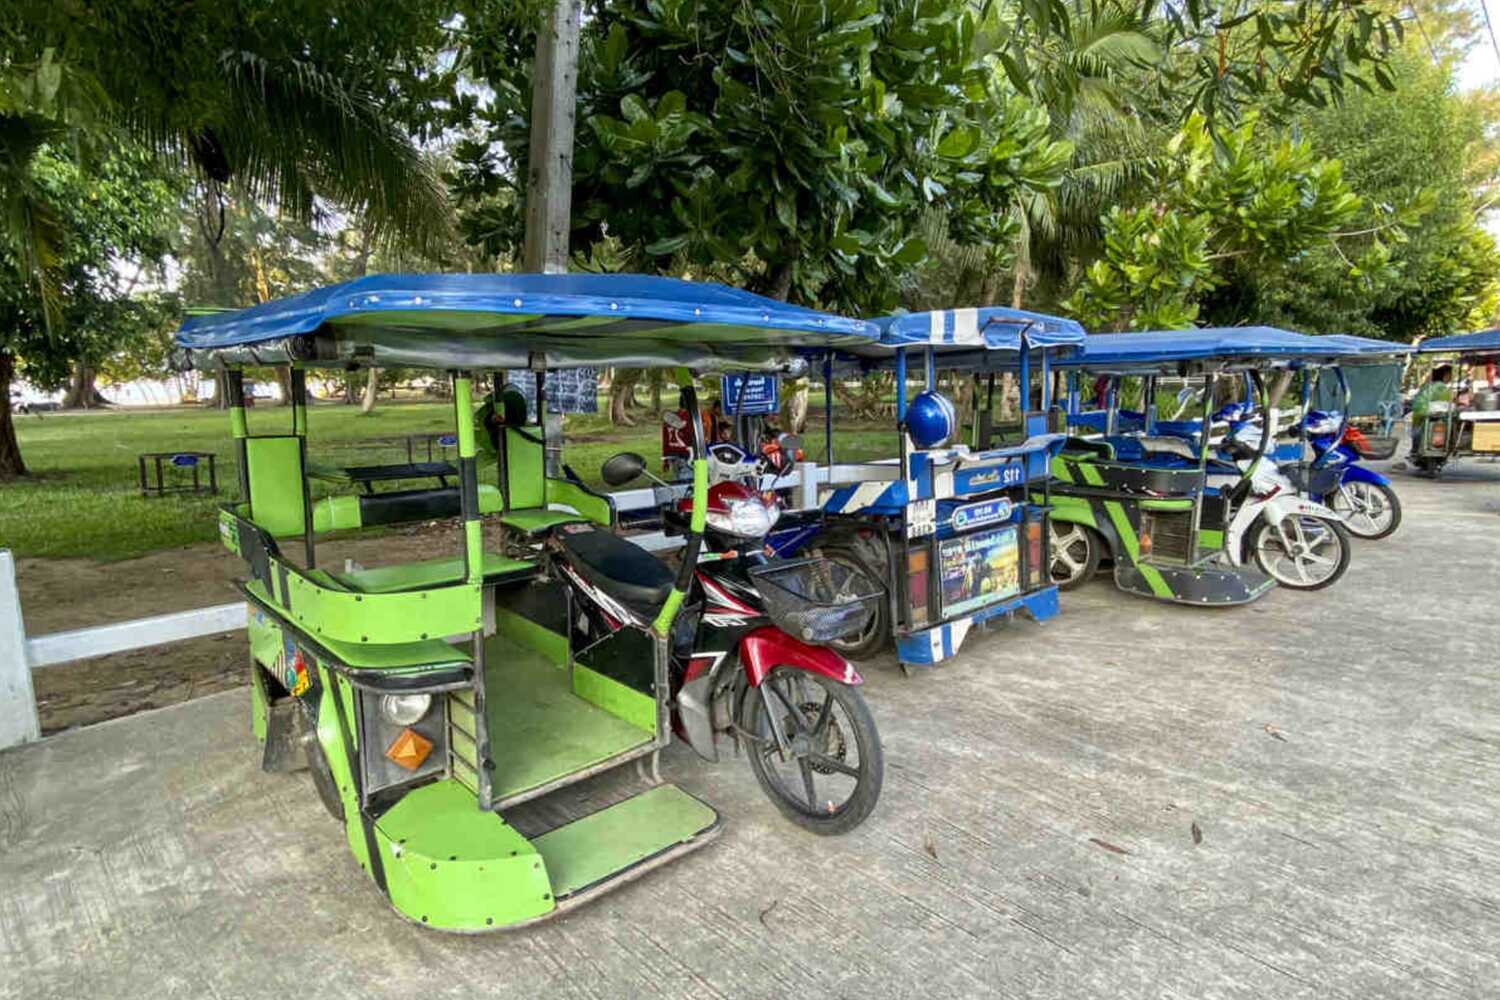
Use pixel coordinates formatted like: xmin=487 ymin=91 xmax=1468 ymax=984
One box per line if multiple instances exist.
xmin=938 ymin=525 xmax=1019 ymax=617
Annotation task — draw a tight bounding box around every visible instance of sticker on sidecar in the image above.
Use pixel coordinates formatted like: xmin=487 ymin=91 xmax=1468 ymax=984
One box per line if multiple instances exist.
xmin=951 ymin=498 xmax=1013 ymax=532
xmin=906 ymin=499 xmax=936 ymax=538
xmin=954 ymin=461 xmax=1023 ymax=493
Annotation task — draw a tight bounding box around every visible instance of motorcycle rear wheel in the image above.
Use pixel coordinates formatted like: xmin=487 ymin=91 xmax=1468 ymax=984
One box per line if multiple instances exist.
xmin=743 ymin=667 xmax=884 ymax=836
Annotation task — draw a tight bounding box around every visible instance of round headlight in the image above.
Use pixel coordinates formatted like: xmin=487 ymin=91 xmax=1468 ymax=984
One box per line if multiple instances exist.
xmin=379 ymin=693 xmax=432 ymax=726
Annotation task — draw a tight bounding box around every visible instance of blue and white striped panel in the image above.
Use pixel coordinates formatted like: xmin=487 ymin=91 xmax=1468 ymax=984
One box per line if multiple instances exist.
xmin=927 ymin=308 xmax=983 ymax=346
xmin=895 ymin=586 xmax=1061 ymax=666
xmin=822 ymin=479 xmax=908 ymax=514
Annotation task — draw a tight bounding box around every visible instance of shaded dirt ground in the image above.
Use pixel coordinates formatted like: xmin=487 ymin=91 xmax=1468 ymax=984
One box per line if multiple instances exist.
xmin=18 ymin=522 xmax=493 ymax=733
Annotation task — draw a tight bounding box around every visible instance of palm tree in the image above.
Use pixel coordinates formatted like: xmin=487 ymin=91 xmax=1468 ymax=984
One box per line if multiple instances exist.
xmin=985 ymin=0 xmax=1165 ymax=310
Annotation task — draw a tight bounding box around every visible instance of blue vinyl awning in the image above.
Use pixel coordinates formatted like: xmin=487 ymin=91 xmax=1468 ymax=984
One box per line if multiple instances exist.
xmin=173 ymin=273 xmax=877 ymax=371
xmin=1059 ymin=328 xmax=1410 ymax=372
xmin=872 ymin=307 xmax=1087 ymax=351
xmin=1417 ymin=328 xmax=1500 ymax=355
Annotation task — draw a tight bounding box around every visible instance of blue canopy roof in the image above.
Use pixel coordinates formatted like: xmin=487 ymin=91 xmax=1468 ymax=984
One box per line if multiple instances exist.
xmin=872 ymin=306 xmax=1086 ymax=351
xmin=1418 ymin=328 xmax=1500 ymax=355
xmin=174 ymin=273 xmax=876 ymax=371
xmin=1059 ymin=327 xmax=1409 ymax=372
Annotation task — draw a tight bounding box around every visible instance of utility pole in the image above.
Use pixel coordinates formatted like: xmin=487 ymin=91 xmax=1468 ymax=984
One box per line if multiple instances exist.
xmin=522 ymin=0 xmax=582 ymax=274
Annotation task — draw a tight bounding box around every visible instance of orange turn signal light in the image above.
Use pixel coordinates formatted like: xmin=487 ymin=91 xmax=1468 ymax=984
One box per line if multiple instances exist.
xmin=385 ymin=727 xmax=433 ymax=771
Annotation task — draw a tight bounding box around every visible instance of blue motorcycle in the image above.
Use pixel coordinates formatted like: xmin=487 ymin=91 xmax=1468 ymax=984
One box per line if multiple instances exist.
xmin=1302 ymin=410 xmax=1402 ymax=540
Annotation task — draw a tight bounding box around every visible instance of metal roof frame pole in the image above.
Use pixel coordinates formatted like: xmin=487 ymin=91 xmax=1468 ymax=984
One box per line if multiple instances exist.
xmin=523 ymin=0 xmax=582 ymax=275
xmin=0 ymin=549 xmax=40 ymax=749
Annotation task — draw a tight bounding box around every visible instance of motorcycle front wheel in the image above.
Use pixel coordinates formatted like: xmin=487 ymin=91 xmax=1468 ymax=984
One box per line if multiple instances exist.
xmin=1248 ymin=514 xmax=1352 ymax=590
xmin=1327 ymin=480 xmax=1402 ymax=540
xmin=743 ymin=667 xmax=884 ymax=836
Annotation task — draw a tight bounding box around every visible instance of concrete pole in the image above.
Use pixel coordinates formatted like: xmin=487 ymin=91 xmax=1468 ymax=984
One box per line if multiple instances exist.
xmin=0 ymin=550 xmax=41 ymax=749
xmin=522 ymin=0 xmax=582 ymax=275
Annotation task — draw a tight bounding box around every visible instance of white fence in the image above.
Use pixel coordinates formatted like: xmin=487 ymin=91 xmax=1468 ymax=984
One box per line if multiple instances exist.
xmin=0 ymin=464 xmax=836 ymax=750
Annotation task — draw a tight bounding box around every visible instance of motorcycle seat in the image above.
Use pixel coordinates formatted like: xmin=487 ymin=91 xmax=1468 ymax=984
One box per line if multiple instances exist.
xmin=554 ymin=524 xmax=675 ymax=620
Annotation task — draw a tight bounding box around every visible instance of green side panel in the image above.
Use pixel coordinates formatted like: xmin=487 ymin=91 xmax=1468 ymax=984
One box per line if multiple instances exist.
xmin=1051 ymin=455 xmax=1074 ymax=482
xmin=279 ymin=571 xmax=481 ymax=644
xmin=494 ymin=606 xmax=568 ymax=666
xmin=484 ymin=634 xmax=652 ymax=802
xmin=331 ymin=552 xmax=533 ymax=594
xmin=246 ymin=580 xmax=477 ymax=670
xmin=247 ymin=608 xmax=283 ymax=669
xmin=245 ymin=436 xmax=308 ymax=538
xmin=374 ymin=778 xmax=555 ymax=931
xmin=229 ymin=405 xmax=247 ymax=439
xmin=311 ymin=495 xmax=362 ymax=533
xmin=1200 ymin=528 xmax=1225 ymax=551
xmin=1043 ymin=494 xmax=1099 ymax=530
xmin=499 ymin=508 xmax=586 ymax=535
xmin=545 ymin=478 xmax=613 ymax=527
xmin=249 ymin=660 xmax=270 ymax=743
xmin=572 ymin=663 xmax=656 ymax=734
xmin=533 ymin=784 xmax=718 ymax=900
xmin=505 ymin=428 xmax=545 ymax=508
xmin=314 ymin=664 xmax=372 ymax=875
xmin=1141 ymin=498 xmax=1194 ymax=511
xmin=477 ymin=483 xmax=502 ymax=515
xmin=218 ymin=510 xmax=242 ymax=556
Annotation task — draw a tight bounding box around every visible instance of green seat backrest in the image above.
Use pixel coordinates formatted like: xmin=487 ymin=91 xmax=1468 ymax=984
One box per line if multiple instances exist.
xmin=504 ymin=427 xmax=545 ymax=509
xmin=245 ymin=436 xmax=307 ymax=538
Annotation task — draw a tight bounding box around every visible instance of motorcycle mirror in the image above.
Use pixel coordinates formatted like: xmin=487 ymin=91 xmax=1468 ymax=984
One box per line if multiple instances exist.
xmin=600 ymin=451 xmax=647 ymax=487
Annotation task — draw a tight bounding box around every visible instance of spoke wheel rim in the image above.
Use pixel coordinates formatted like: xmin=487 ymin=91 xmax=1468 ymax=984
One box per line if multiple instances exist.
xmin=1331 ymin=481 xmax=1390 ymax=536
xmin=1257 ymin=515 xmax=1343 ymax=587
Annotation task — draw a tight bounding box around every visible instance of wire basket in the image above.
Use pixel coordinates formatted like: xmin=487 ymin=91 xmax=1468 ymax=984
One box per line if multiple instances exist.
xmin=748 ymin=557 xmax=884 ymax=645
xmin=1351 ymin=435 xmax=1399 ymax=460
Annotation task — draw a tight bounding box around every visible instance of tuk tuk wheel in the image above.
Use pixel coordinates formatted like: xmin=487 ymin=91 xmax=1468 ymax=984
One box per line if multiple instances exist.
xmin=1247 ymin=515 xmax=1352 ymax=591
xmin=304 ymin=732 xmax=345 ymax=822
xmin=1049 ymin=523 xmax=1102 ymax=590
xmin=821 ymin=547 xmax=889 ymax=660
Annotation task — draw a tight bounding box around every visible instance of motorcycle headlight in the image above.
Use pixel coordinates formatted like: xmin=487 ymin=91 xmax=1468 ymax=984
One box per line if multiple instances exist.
xmin=379 ymin=693 xmax=432 ymax=726
xmin=729 ymin=499 xmax=774 ymax=538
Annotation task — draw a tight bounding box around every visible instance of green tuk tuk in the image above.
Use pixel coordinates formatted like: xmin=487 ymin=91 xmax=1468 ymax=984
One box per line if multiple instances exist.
xmin=173 ymin=273 xmax=884 ymax=932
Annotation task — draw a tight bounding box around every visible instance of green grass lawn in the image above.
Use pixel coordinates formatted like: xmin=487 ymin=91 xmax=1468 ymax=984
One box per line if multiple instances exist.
xmin=3 ymin=397 xmax=900 ymax=560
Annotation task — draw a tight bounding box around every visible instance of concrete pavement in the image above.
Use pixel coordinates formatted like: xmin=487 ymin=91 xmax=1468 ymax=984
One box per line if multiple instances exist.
xmin=2 ymin=462 xmax=1498 ymax=999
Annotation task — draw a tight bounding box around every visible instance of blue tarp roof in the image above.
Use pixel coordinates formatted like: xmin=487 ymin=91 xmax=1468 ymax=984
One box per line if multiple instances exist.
xmin=173 ymin=273 xmax=876 ymax=371
xmin=872 ymin=307 xmax=1087 ymax=351
xmin=1418 ymin=328 xmax=1500 ymax=354
xmin=1059 ymin=328 xmax=1410 ymax=371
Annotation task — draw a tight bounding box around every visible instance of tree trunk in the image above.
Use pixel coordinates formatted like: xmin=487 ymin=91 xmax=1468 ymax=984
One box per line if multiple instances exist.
xmin=62 ymin=365 xmax=110 ymax=409
xmin=0 ymin=352 xmax=27 ymax=478
xmin=780 ymin=377 xmax=809 ymax=434
xmin=360 ymin=368 xmax=379 ymax=414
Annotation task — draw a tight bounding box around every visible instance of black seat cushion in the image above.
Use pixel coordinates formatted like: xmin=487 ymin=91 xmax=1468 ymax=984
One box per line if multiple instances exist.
xmin=554 ymin=524 xmax=675 ymax=620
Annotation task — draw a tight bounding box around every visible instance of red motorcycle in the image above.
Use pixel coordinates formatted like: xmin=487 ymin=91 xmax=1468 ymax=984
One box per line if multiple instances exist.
xmin=550 ymin=446 xmax=884 ymax=834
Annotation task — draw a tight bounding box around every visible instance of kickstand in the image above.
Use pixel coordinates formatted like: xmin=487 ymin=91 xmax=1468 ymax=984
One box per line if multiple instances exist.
xmin=636 ymin=750 xmax=661 ymax=786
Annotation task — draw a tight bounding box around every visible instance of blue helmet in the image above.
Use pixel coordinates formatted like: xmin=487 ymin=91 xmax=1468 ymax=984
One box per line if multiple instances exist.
xmin=907 ymin=390 xmax=957 ymax=449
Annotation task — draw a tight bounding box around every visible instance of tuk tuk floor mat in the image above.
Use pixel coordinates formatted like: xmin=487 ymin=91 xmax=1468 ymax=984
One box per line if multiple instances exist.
xmin=533 ymin=783 xmax=719 ymax=900
xmin=483 ymin=634 xmax=653 ymax=804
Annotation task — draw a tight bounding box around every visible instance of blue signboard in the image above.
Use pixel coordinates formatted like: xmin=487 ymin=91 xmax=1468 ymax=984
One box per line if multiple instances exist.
xmin=953 ymin=460 xmax=1024 ymax=494
xmin=951 ymin=498 xmax=1013 ymax=532
xmin=721 ymin=373 xmax=779 ymax=416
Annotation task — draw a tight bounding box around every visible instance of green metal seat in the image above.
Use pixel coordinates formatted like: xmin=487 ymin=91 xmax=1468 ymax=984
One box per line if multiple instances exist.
xmin=499 ymin=508 xmax=589 ymax=536
xmin=330 ymin=553 xmax=536 ymax=594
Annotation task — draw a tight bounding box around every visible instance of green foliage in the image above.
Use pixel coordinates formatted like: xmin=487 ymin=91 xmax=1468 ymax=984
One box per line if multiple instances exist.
xmin=455 ymin=0 xmax=1072 ymax=310
xmin=1201 ymin=50 xmax=1500 ymax=340
xmin=0 ymin=146 xmax=179 ymax=389
xmin=1062 ymin=113 xmax=1362 ymax=329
